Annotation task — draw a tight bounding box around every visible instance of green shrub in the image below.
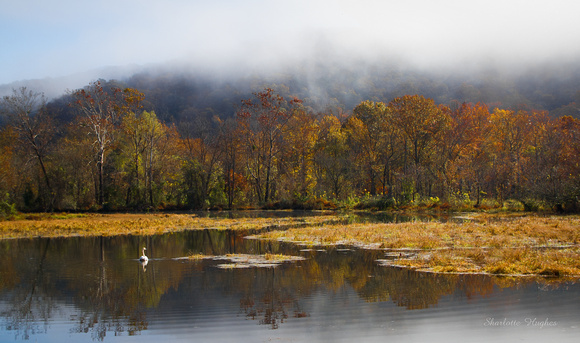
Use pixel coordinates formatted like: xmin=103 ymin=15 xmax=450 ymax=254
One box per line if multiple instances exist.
xmin=521 ymin=198 xmax=547 ymax=212
xmin=0 ymin=193 xmax=17 ymax=219
xmin=353 ymin=196 xmax=397 ymax=210
xmin=503 ymin=199 xmax=524 ymax=211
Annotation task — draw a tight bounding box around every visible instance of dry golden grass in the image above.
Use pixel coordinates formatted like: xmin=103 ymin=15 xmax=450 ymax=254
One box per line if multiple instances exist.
xmin=260 ymin=214 xmax=580 ymax=249
xmin=258 ymin=213 xmax=580 ymax=276
xmin=381 ymin=247 xmax=580 ymax=276
xmin=0 ymin=212 xmax=336 ymax=239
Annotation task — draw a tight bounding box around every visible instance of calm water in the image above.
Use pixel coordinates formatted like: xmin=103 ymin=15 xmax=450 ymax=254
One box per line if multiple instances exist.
xmin=0 ymin=218 xmax=579 ymax=342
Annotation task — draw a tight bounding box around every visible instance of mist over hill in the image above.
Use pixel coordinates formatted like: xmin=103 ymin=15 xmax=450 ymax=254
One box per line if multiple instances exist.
xmin=0 ymin=64 xmax=148 ymax=100
xmin=3 ymin=57 xmax=580 ymax=123
xmin=122 ymin=58 xmax=580 ymax=122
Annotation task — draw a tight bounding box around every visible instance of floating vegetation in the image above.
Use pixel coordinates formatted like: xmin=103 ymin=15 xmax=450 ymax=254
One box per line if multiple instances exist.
xmin=215 ymin=253 xmax=306 ymax=269
xmin=181 ymin=253 xmax=306 ymax=269
xmin=185 ymin=253 xmax=211 ymax=260
xmin=216 ymin=263 xmax=253 ymax=269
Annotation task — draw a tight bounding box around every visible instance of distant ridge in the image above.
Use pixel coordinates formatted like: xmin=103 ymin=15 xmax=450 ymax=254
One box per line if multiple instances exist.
xmin=0 ymin=64 xmax=147 ymax=99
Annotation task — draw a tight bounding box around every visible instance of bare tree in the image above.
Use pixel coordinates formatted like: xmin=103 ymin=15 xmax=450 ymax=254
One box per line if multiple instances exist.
xmin=1 ymin=87 xmax=55 ymax=209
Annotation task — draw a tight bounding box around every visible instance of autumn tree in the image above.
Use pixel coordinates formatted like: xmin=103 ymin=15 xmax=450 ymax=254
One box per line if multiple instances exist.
xmin=553 ymin=116 xmax=580 ymax=210
xmin=347 ymin=100 xmax=402 ymax=197
xmin=116 ymin=87 xmax=150 ymax=206
xmin=279 ymin=105 xmax=319 ymax=201
xmin=345 ymin=101 xmax=384 ymax=196
xmin=508 ymin=111 xmax=554 ymax=207
xmin=219 ymin=117 xmax=246 ymax=209
xmin=313 ymin=115 xmax=351 ymax=199
xmin=388 ymin=95 xmax=449 ymax=199
xmin=0 ymin=127 xmax=18 ymax=215
xmin=179 ymin=116 xmax=224 ymax=209
xmin=0 ymin=87 xmax=56 ymax=209
xmin=121 ymin=111 xmax=148 ymax=207
xmin=53 ymin=122 xmax=96 ymax=209
xmin=437 ymin=102 xmax=490 ymax=201
xmin=121 ymin=110 xmax=172 ymax=208
xmin=485 ymin=108 xmax=536 ymax=202
xmin=236 ymin=88 xmax=301 ymax=204
xmin=144 ymin=112 xmax=178 ymax=207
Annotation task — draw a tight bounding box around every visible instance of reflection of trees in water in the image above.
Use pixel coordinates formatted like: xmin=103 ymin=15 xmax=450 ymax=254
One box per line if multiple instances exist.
xmin=69 ymin=252 xmax=150 ymax=341
xmin=0 ymin=229 xmax=279 ymax=338
xmin=358 ymin=268 xmax=458 ymax=309
xmin=0 ymin=239 xmax=53 ymax=340
xmin=187 ymin=229 xmax=283 ymax=256
xmin=304 ymin=248 xmax=497 ymax=310
xmin=223 ymin=248 xmax=499 ymax=330
xmin=256 ymin=247 xmax=500 ymax=310
xmin=66 ymin=236 xmax=194 ymax=340
xmin=0 ymin=235 xmax=193 ymax=340
xmin=193 ymin=239 xmax=560 ymax=332
xmin=237 ymin=268 xmax=309 ymax=329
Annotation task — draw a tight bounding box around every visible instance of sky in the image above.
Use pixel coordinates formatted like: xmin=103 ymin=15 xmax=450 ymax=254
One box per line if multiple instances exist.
xmin=2 ymin=0 xmax=580 ymax=85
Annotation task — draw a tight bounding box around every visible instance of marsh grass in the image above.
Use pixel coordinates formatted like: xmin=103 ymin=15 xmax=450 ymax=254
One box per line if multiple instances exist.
xmin=260 ymin=215 xmax=580 ymax=249
xmin=0 ymin=213 xmax=338 ymax=239
xmin=384 ymin=247 xmax=580 ymax=276
xmin=258 ymin=213 xmax=580 ymax=277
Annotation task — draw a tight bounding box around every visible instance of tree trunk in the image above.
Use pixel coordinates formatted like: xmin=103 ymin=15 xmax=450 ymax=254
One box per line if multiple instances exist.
xmin=97 ymin=148 xmax=105 ymax=205
xmin=148 ymin=145 xmax=154 ymax=207
xmin=264 ymin=161 xmax=272 ymax=203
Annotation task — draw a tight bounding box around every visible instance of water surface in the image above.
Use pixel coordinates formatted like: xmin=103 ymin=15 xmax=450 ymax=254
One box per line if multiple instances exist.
xmin=0 ymin=223 xmax=578 ymax=342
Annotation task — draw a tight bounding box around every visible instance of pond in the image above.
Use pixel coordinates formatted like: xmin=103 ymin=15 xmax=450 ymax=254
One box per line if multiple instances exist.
xmin=0 ymin=218 xmax=579 ymax=342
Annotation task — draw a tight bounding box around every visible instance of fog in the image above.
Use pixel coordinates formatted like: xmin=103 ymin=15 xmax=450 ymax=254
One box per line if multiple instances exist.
xmin=2 ymin=0 xmax=580 ymax=96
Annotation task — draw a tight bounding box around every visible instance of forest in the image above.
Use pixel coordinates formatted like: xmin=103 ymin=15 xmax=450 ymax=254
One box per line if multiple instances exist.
xmin=1 ymin=65 xmax=580 ymax=214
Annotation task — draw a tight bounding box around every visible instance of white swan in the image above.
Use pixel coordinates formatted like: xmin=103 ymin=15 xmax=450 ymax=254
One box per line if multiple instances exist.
xmin=139 ymin=247 xmax=148 ymax=262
